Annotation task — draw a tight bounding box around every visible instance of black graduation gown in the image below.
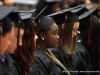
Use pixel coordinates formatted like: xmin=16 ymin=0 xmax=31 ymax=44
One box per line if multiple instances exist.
xmin=49 ymin=47 xmax=91 ymax=75
xmin=0 ymin=59 xmax=13 ymax=75
xmin=49 ymin=48 xmax=77 ymax=75
xmin=22 ymin=62 xmax=45 ymax=75
xmin=7 ymin=54 xmax=22 ymax=75
xmin=76 ymin=42 xmax=92 ymax=69
xmin=0 ymin=54 xmax=22 ymax=75
xmin=34 ymin=48 xmax=70 ymax=75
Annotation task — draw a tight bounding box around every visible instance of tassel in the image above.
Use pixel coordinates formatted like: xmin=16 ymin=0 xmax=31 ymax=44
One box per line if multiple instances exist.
xmin=31 ymin=18 xmax=34 ymax=53
xmin=17 ymin=18 xmax=21 ymax=54
xmin=87 ymin=16 xmax=92 ymax=44
xmin=62 ymin=14 xmax=67 ymax=44
xmin=0 ymin=23 xmax=2 ymax=51
xmin=0 ymin=23 xmax=3 ymax=34
xmin=36 ymin=18 xmax=41 ymax=50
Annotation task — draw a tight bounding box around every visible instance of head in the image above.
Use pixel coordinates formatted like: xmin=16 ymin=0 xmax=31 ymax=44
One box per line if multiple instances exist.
xmin=55 ymin=12 xmax=79 ymax=54
xmin=35 ymin=0 xmax=61 ymax=16
xmin=0 ymin=17 xmax=13 ymax=55
xmin=14 ymin=19 xmax=36 ymax=71
xmin=72 ymin=22 xmax=79 ymax=38
xmin=39 ymin=22 xmax=59 ymax=48
xmin=6 ymin=23 xmax=24 ymax=54
xmin=58 ymin=22 xmax=79 ymax=54
xmin=51 ymin=2 xmax=61 ymax=13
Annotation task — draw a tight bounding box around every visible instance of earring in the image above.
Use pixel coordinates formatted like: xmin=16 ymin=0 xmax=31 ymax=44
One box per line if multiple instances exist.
xmin=42 ymin=38 xmax=44 ymax=40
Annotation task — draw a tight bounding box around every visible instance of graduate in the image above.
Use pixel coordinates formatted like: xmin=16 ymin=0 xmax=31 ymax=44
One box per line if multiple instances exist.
xmin=0 ymin=5 xmax=15 ymax=75
xmin=34 ymin=14 xmax=71 ymax=75
xmin=35 ymin=0 xmax=61 ymax=16
xmin=78 ymin=7 xmax=100 ymax=73
xmin=12 ymin=11 xmax=46 ymax=75
xmin=48 ymin=8 xmax=91 ymax=75
xmin=70 ymin=3 xmax=92 ymax=70
xmin=5 ymin=10 xmax=27 ymax=75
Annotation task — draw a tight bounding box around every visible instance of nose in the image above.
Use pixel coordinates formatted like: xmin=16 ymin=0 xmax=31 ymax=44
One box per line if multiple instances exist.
xmin=19 ymin=38 xmax=22 ymax=46
xmin=8 ymin=40 xmax=11 ymax=45
xmin=74 ymin=32 xmax=77 ymax=36
xmin=56 ymin=34 xmax=59 ymax=39
xmin=36 ymin=35 xmax=38 ymax=40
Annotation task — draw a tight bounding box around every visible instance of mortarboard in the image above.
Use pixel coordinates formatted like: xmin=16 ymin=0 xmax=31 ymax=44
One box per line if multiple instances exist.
xmin=78 ymin=7 xmax=98 ymax=44
xmin=71 ymin=3 xmax=92 ymax=16
xmin=0 ymin=5 xmax=15 ymax=34
xmin=19 ymin=9 xmax=37 ymax=52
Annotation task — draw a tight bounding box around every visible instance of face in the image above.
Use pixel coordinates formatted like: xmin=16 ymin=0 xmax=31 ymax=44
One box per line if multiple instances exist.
xmin=52 ymin=3 xmax=61 ymax=13
xmin=0 ymin=28 xmax=13 ymax=55
xmin=6 ymin=28 xmax=24 ymax=54
xmin=72 ymin=22 xmax=79 ymax=38
xmin=43 ymin=23 xmax=59 ymax=48
xmin=34 ymin=31 xmax=38 ymax=48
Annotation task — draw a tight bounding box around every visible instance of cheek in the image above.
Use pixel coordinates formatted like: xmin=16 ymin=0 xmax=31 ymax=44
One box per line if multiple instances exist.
xmin=2 ymin=38 xmax=9 ymax=51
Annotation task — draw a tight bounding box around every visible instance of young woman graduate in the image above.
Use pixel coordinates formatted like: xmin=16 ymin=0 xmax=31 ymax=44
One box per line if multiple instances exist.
xmin=34 ymin=15 xmax=71 ymax=75
xmin=70 ymin=4 xmax=92 ymax=70
xmin=35 ymin=0 xmax=61 ymax=16
xmin=13 ymin=12 xmax=46 ymax=75
xmin=48 ymin=9 xmax=91 ymax=75
xmin=0 ymin=5 xmax=15 ymax=75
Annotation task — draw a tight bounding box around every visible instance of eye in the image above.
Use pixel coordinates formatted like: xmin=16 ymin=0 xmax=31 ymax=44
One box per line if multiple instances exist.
xmin=72 ymin=29 xmax=76 ymax=32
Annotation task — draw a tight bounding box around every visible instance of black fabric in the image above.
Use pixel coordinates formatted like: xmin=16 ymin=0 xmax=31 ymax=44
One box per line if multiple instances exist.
xmin=23 ymin=18 xmax=37 ymax=30
xmin=7 ymin=54 xmax=22 ymax=75
xmin=76 ymin=42 xmax=92 ymax=69
xmin=49 ymin=47 xmax=91 ymax=75
xmin=34 ymin=48 xmax=70 ymax=75
xmin=0 ymin=54 xmax=22 ymax=75
xmin=8 ymin=13 xmax=25 ymax=30
xmin=80 ymin=15 xmax=100 ymax=72
xmin=0 ymin=6 xmax=15 ymax=21
xmin=49 ymin=48 xmax=77 ymax=75
xmin=53 ymin=12 xmax=79 ymax=25
xmin=1 ymin=17 xmax=12 ymax=34
xmin=40 ymin=16 xmax=54 ymax=29
xmin=71 ymin=3 xmax=91 ymax=16
xmin=22 ymin=63 xmax=45 ymax=75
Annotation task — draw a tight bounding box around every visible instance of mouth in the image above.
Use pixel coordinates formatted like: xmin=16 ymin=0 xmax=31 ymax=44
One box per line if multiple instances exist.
xmin=15 ymin=48 xmax=17 ymax=50
xmin=56 ymin=40 xmax=59 ymax=43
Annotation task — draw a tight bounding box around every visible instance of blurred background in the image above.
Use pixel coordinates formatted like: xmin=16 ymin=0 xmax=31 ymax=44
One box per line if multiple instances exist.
xmin=0 ymin=0 xmax=99 ymax=10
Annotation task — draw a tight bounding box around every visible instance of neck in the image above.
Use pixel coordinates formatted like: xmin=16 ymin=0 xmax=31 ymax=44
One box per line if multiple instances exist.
xmin=39 ymin=41 xmax=47 ymax=51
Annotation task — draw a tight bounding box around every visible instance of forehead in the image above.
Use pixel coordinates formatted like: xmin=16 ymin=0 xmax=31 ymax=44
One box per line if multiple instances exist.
xmin=73 ymin=22 xmax=79 ymax=28
xmin=50 ymin=23 xmax=58 ymax=29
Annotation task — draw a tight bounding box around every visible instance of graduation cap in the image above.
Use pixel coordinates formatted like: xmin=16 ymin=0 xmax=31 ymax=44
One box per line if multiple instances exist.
xmin=8 ymin=9 xmax=36 ymax=54
xmin=78 ymin=7 xmax=98 ymax=44
xmin=19 ymin=11 xmax=37 ymax=52
xmin=92 ymin=6 xmax=100 ymax=18
xmin=0 ymin=5 xmax=15 ymax=34
xmin=71 ymin=3 xmax=92 ymax=16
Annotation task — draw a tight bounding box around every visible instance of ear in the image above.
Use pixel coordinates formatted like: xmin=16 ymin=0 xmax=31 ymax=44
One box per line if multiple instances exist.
xmin=40 ymin=32 xmax=46 ymax=40
xmin=62 ymin=23 xmax=65 ymax=29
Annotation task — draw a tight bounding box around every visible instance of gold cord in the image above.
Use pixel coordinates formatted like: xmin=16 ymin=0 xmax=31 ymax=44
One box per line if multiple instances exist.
xmin=38 ymin=46 xmax=71 ymax=75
